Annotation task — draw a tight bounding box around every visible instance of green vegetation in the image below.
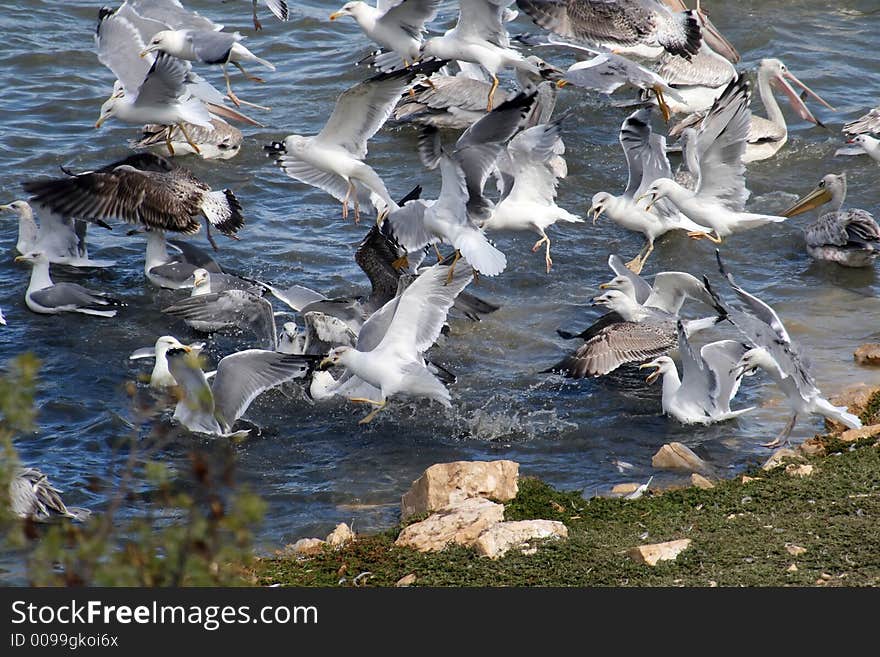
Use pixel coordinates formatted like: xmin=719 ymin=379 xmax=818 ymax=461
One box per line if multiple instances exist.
xmin=0 ymin=355 xmax=264 ymax=586
xmin=256 ymin=434 xmax=880 ymax=587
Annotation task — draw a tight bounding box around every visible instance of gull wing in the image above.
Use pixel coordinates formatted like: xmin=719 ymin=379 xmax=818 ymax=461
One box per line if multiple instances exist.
xmin=694 ymin=74 xmax=751 ymax=210
xmin=454 ymin=0 xmax=514 ymax=47
xmin=699 ymin=339 xmax=750 ymax=413
xmin=126 ymin=0 xmax=220 ymax=33
xmin=619 ymin=108 xmax=673 ymax=199
xmin=381 ymin=0 xmax=442 ymax=37
xmin=186 ymin=30 xmax=237 ymax=64
xmin=376 ymin=258 xmax=473 ymax=357
xmin=504 ymin=118 xmax=566 ymax=206
xmin=95 ymin=9 xmax=151 ymax=94
xmin=212 ymin=350 xmax=316 ymax=428
xmin=386 ymin=199 xmax=437 ymax=252
xmin=607 ymin=254 xmax=652 ymax=305
xmin=167 ymin=349 xmax=217 ymax=432
xmin=29 ymin=283 xmax=117 ymax=311
xmin=163 ymin=290 xmax=277 ymax=348
xmin=316 ymin=65 xmax=434 ymax=159
xmin=136 ymin=52 xmax=193 ymax=108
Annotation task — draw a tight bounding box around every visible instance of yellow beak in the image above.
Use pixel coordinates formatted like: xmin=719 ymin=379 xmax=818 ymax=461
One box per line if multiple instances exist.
xmin=329 ymin=11 xmax=344 ymax=20
xmin=319 ymin=357 xmax=333 ymax=370
xmin=638 ymin=362 xmax=661 ymax=384
xmin=555 ymin=79 xmax=568 ymax=89
xmin=781 ymin=185 xmax=833 ymax=218
xmin=14 ymin=255 xmax=27 ymax=263
xmin=590 ymin=206 xmax=604 ymax=226
xmin=95 ymin=115 xmax=107 ymax=129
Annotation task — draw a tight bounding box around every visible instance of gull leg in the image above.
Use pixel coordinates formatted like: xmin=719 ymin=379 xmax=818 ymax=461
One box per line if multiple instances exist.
xmin=653 ymin=86 xmax=672 ymax=123
xmin=762 ymin=414 xmax=797 ymax=448
xmin=391 ymin=255 xmax=410 ymax=271
xmin=625 ymin=241 xmax=650 ymax=274
xmin=341 ymin=180 xmax=354 ymax=220
xmin=433 ymin=243 xmax=444 ymax=262
xmin=487 ymin=75 xmax=499 ymax=112
xmin=252 ymin=0 xmax=262 ymax=31
xmin=204 ymin=218 xmax=219 ymax=252
xmin=532 ymin=233 xmax=552 ymax=273
xmin=223 ymin=62 xmax=271 ymax=110
xmin=445 ymin=250 xmax=461 ymax=285
xmin=176 ymin=123 xmax=201 ymax=155
xmin=223 ymin=64 xmax=242 ymax=107
xmin=233 ymin=61 xmax=266 ymax=84
xmin=688 ymin=231 xmax=723 ymax=244
xmin=349 ymin=397 xmax=387 ymax=425
xmin=164 ymin=131 xmax=175 ymax=156
xmin=353 ymin=193 xmax=361 ymax=224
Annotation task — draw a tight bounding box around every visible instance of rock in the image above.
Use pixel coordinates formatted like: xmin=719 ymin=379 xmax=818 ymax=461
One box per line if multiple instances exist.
xmin=400 ymin=460 xmax=519 ymax=520
xmin=395 ymin=498 xmax=505 ymax=553
xmin=762 ymin=448 xmax=802 ymax=471
xmin=797 ymin=438 xmax=826 ymax=457
xmin=854 ymin=343 xmax=880 ymax=366
xmin=611 ymin=482 xmax=642 ymax=495
xmin=289 ymin=538 xmax=326 ymax=556
xmin=838 ymin=424 xmax=880 ymax=443
xmin=395 ymin=574 xmax=417 ymax=587
xmin=785 ymin=544 xmax=807 ymax=556
xmin=787 ymin=564 xmax=798 ymax=573
xmin=690 ymin=473 xmax=715 ymax=490
xmin=741 ymin=475 xmax=762 ymax=484
xmin=628 ymin=539 xmax=692 ymax=566
xmin=829 ymin=384 xmax=880 ymax=429
xmin=473 ymin=520 xmax=568 ymax=559
xmin=651 ymin=442 xmax=711 ymax=474
xmin=785 ymin=463 xmax=814 ymax=478
xmin=325 ymin=523 xmax=354 ymax=548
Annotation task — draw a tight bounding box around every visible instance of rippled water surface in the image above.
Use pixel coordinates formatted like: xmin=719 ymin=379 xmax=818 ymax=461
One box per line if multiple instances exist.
xmin=3 ymin=1 xmax=880 ymax=583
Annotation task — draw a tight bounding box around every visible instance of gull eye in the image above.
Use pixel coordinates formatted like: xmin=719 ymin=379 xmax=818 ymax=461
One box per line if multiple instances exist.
xmin=818 ymin=180 xmax=825 ymax=188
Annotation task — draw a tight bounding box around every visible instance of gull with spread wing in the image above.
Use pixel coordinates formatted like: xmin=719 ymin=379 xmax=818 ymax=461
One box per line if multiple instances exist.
xmin=706 ymin=251 xmax=862 ymax=447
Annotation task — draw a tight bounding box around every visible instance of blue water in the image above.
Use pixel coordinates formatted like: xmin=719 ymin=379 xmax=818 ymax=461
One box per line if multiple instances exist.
xmin=2 ymin=1 xmax=880 ymax=583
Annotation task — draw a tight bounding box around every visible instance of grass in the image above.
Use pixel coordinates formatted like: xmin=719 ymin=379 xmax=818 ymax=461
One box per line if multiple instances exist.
xmin=254 ymin=391 xmax=880 ymax=587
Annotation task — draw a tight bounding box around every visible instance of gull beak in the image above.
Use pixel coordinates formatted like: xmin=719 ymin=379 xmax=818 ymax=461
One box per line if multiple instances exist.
xmin=329 ymin=11 xmax=344 ymax=20
xmin=318 ymin=357 xmax=333 ymax=371
xmin=139 ymin=48 xmax=151 ymax=58
xmin=774 ymin=70 xmax=835 ymax=126
xmin=589 ymin=206 xmax=604 ymax=226
xmin=193 ymin=273 xmax=208 ymax=287
xmin=95 ymin=115 xmax=107 ymax=129
xmin=0 ymin=204 xmax=11 ymax=212
xmin=14 ymin=255 xmax=26 ymax=263
xmin=598 ymin=282 xmax=610 ymax=290
xmin=639 ymin=362 xmax=661 ymax=385
xmin=781 ymin=184 xmax=833 ymax=217
xmin=636 ymin=192 xmax=654 ymax=212
xmin=555 ymin=79 xmax=568 ymax=89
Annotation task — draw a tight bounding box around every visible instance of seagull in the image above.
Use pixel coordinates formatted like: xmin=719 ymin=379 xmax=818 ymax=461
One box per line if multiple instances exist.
xmin=14 ymin=251 xmax=124 ymax=318
xmin=188 ymin=268 xmax=265 ymax=297
xmin=10 ymin=467 xmax=90 ymax=522
xmin=706 ymin=251 xmax=862 ymax=447
xmin=781 ymin=173 xmax=880 ymax=268
xmin=133 ymin=118 xmax=243 ymax=160
xmin=267 ymin=61 xmax=444 ymax=223
xmin=523 ymin=34 xmax=685 ymax=121
xmin=22 ymin=153 xmax=244 ymax=250
xmin=141 ymin=229 xmax=223 ymax=289
xmin=129 ymin=335 xmax=205 ymax=389
xmin=0 ymin=200 xmax=115 ymax=268
xmin=162 ymin=289 xmax=277 ymax=348
xmin=318 ymin=257 xmax=473 ymax=423
xmin=843 ymin=106 xmax=880 ymax=138
xmin=640 ymin=319 xmax=753 ymax=424
xmin=329 ymin=0 xmax=441 ymax=67
xmin=94 ymin=7 xmax=259 ymax=154
xmin=650 ymin=41 xmax=736 ymax=116
xmin=140 ymin=28 xmax=276 ymax=108
xmin=420 ymin=0 xmax=542 ymax=111
xmin=392 ymin=55 xmax=562 ymax=129
xmin=166 ymin=347 xmax=316 ymax=438
xmin=516 ymin=0 xmax=702 ymax=61
xmin=545 ymin=288 xmax=720 ymax=378
xmin=387 ymin=92 xmax=538 ymax=277
xmin=481 ymin=113 xmax=583 ymax=272
xmin=588 ymin=107 xmax=711 ymax=274
xmin=837 ymin=134 xmax=880 ymax=163
xmin=639 ymin=76 xmax=787 ymax=244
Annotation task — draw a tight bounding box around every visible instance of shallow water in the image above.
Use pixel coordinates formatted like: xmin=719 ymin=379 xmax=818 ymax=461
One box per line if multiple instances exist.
xmin=2 ymin=1 xmax=880 ymax=583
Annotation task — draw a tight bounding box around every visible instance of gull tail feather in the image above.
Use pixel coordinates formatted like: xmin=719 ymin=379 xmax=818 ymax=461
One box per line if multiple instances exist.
xmin=455 ymin=230 xmax=507 ymax=276
xmin=814 ymin=398 xmax=862 ymax=430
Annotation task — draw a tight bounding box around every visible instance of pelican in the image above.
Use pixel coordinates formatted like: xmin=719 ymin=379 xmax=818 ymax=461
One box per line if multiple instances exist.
xmin=782 ymin=173 xmax=880 ymax=267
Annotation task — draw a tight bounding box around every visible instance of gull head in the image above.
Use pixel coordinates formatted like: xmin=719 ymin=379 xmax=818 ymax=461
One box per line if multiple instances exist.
xmin=330 ymin=2 xmax=362 ymax=21
xmin=590 ymin=289 xmax=630 ymax=312
xmin=154 ymin=335 xmax=191 ymax=359
xmin=14 ymin=250 xmax=47 ymax=266
xmin=758 ymin=58 xmax=835 ymax=126
xmin=526 ymin=55 xmax=565 ymax=83
xmin=731 ymin=347 xmax=773 ymax=379
xmin=95 ymin=92 xmax=122 ymax=129
xmin=849 ymin=135 xmax=877 ymax=150
xmin=140 ymin=30 xmax=182 ymax=58
xmin=589 ymin=192 xmax=612 ymax=225
xmin=319 ymin=346 xmax=353 ymax=370
xmin=599 ymin=275 xmax=635 ymax=297
xmin=639 ymin=357 xmax=674 ymax=385
xmin=190 ymin=268 xmax=211 ymax=291
xmin=637 ymin=178 xmax=676 ymax=210
xmin=0 ymin=200 xmax=32 ymax=218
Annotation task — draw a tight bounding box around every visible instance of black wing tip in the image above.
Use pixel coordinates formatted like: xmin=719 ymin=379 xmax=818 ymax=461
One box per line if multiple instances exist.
xmin=96 ymin=6 xmax=114 ymax=33
xmin=398 ymin=184 xmax=422 ymax=205
xmin=666 ymin=10 xmax=702 ymax=61
xmin=215 ymin=189 xmax=245 ymax=236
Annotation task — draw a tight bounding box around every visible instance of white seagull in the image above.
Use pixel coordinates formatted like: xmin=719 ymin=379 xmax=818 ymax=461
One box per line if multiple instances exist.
xmin=640 ymin=320 xmax=753 ymax=425
xmin=588 ymin=107 xmax=711 ymax=274
xmin=318 ymin=258 xmax=474 ymax=423
xmin=706 ymin=251 xmax=862 ymax=447
xmin=329 ymin=0 xmax=441 ymax=67
xmin=15 ymin=251 xmax=124 ymax=318
xmin=639 ymin=75 xmax=787 ymax=243
xmin=129 ymin=335 xmax=205 ymax=389
xmin=481 ymin=112 xmax=583 ymax=272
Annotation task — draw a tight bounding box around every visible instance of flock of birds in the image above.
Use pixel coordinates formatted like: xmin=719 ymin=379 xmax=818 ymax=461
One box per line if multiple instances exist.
xmin=7 ymin=0 xmax=880 ymax=521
